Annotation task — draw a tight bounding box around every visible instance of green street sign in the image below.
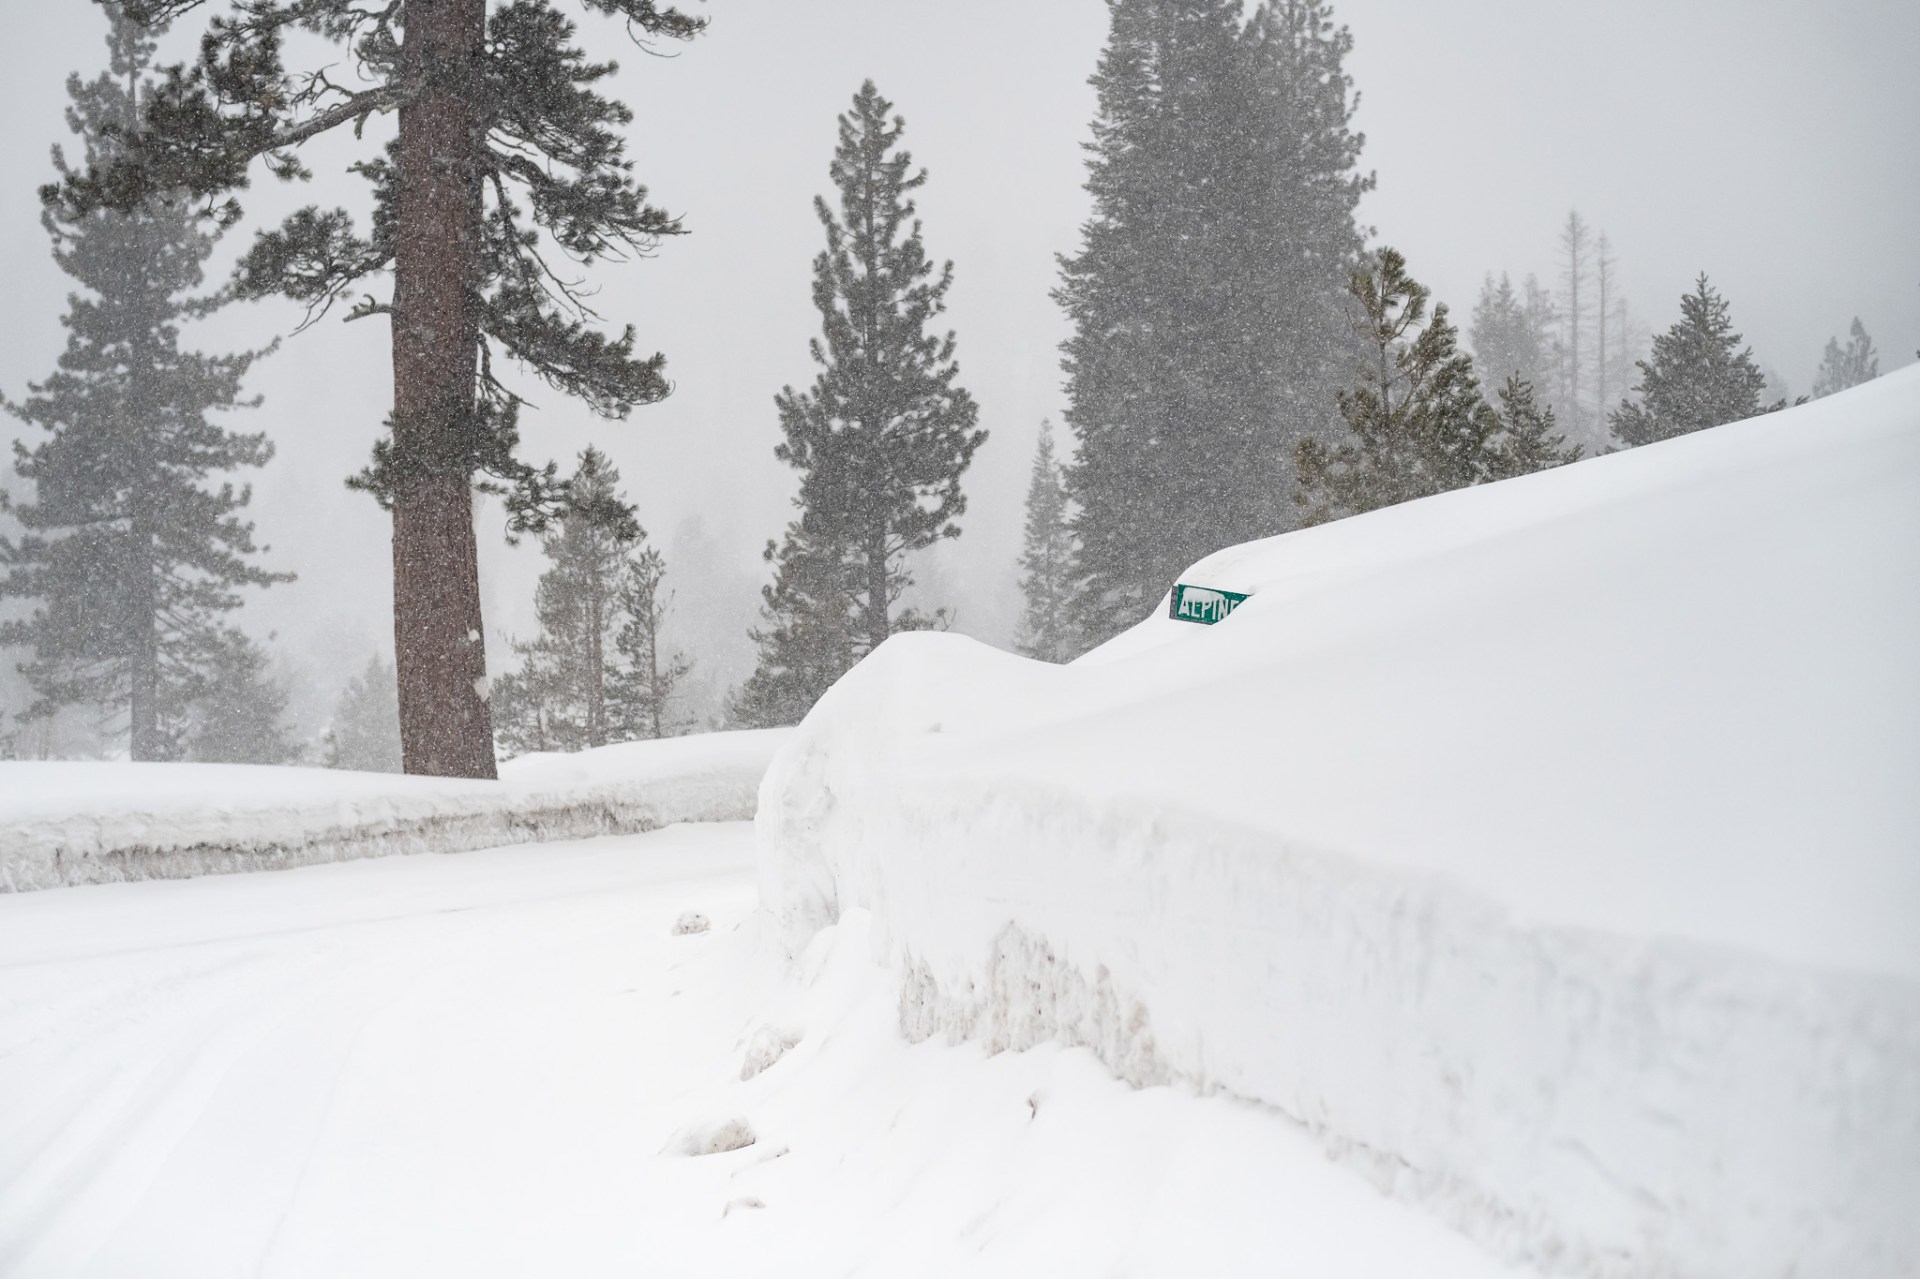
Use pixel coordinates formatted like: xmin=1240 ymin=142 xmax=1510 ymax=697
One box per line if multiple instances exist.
xmin=1169 ymin=582 xmax=1250 ymax=625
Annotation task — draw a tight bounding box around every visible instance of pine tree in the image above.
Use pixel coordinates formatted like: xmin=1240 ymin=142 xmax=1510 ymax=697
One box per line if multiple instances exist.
xmin=1228 ymin=0 xmax=1374 ymax=513
xmin=1594 ymin=232 xmax=1616 ymax=426
xmin=52 ymin=0 xmax=707 ymax=779
xmin=491 ymin=447 xmax=640 ymax=755
xmin=1557 ymin=210 xmax=1593 ymax=440
xmin=1610 ymin=275 xmax=1775 ymax=448
xmin=732 ymin=539 xmax=856 ymax=730
xmin=1810 ymin=318 xmax=1880 ymax=398
xmin=1470 ymin=273 xmax=1554 ymax=398
xmin=1295 ymin=248 xmax=1500 ymax=524
xmin=735 ymin=82 xmax=984 ymax=728
xmin=1601 ymin=287 xmax=1643 ymax=433
xmin=1486 ymin=376 xmax=1582 ymax=481
xmin=1 ymin=9 xmax=287 ymax=761
xmin=182 ymin=628 xmax=297 ymax=763
xmin=609 ymin=546 xmax=691 ymax=739
xmin=1015 ymin=422 xmax=1078 ymax=664
xmin=324 ymin=653 xmax=403 ymax=772
xmin=1058 ymin=0 xmax=1369 ymax=646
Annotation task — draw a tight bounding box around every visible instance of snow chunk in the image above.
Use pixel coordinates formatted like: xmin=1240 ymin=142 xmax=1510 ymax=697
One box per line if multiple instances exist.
xmin=666 ymin=1117 xmax=756 ymax=1157
xmin=739 ymin=1025 xmax=802 ymax=1080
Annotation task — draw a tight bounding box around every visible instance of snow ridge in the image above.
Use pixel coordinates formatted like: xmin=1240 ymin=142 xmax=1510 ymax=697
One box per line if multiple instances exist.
xmin=766 ymin=750 xmax=1919 ymax=1279
xmin=756 ymin=378 xmax=1920 ymax=1279
xmin=1 ymin=729 xmax=787 ymax=892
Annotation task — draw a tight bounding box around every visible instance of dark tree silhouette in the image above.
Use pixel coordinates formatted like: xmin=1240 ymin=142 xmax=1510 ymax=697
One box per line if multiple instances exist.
xmin=49 ymin=0 xmax=706 ymax=776
xmin=1296 ymin=248 xmax=1500 ymax=525
xmin=736 ymin=82 xmax=983 ymax=727
xmin=1610 ymin=275 xmax=1775 ymax=448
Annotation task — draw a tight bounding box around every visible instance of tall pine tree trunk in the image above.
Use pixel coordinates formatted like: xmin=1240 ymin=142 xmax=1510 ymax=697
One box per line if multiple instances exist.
xmin=646 ymin=610 xmax=662 ymax=740
xmin=128 ymin=341 xmax=163 ymax=762
xmin=1560 ymin=212 xmax=1589 ymax=439
xmin=390 ymin=0 xmax=495 ymax=779
xmin=587 ymin=575 xmax=606 ymax=748
xmin=128 ymin=538 xmax=163 ymax=761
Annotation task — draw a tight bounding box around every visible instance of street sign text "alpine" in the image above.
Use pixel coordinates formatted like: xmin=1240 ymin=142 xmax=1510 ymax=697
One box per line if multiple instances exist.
xmin=1169 ymin=583 xmax=1249 ymax=625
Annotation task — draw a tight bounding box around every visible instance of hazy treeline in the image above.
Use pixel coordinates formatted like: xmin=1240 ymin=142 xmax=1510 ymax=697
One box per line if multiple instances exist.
xmin=0 ymin=0 xmax=1893 ymax=764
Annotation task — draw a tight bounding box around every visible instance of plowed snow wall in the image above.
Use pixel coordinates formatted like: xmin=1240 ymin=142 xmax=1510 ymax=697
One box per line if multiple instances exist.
xmin=1 ymin=731 xmax=785 ymax=892
xmin=759 ymin=700 xmax=1919 ymax=1279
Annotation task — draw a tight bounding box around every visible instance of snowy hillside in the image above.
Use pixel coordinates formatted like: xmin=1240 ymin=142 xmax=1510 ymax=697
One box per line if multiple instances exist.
xmin=0 ymin=729 xmax=787 ymax=891
xmin=759 ymin=370 xmax=1920 ymax=1277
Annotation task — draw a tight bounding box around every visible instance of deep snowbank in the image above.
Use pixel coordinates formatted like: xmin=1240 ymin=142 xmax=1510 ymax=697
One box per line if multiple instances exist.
xmin=757 ymin=370 xmax=1920 ymax=1278
xmin=0 ymin=728 xmax=788 ymax=892
xmin=0 ymin=826 xmax=1533 ymax=1277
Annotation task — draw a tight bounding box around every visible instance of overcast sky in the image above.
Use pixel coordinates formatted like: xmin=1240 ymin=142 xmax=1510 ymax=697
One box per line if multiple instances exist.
xmin=2 ymin=0 xmax=1914 ymax=730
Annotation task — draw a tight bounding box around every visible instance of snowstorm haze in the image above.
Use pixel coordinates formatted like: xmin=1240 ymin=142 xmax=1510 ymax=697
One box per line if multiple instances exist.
xmin=1 ymin=0 xmax=1914 ymax=737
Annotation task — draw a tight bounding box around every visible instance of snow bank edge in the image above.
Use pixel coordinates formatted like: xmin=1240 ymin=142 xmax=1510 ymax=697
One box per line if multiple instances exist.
xmin=754 ymin=640 xmax=1920 ymax=1279
xmin=0 ymin=734 xmax=784 ymax=892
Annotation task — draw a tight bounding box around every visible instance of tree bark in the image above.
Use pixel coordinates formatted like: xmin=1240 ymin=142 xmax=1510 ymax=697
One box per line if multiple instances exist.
xmin=127 ymin=538 xmax=162 ymax=761
xmin=128 ymin=294 xmax=162 ymax=762
xmin=390 ymin=0 xmax=496 ymax=778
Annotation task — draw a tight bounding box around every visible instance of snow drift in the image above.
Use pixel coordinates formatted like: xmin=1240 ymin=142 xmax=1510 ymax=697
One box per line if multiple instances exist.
xmin=0 ymin=728 xmax=788 ymax=892
xmin=757 ymin=370 xmax=1920 ymax=1278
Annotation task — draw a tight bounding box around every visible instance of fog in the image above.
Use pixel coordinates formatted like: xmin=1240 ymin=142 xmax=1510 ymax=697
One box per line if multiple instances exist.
xmin=2 ymin=0 xmax=1914 ymax=738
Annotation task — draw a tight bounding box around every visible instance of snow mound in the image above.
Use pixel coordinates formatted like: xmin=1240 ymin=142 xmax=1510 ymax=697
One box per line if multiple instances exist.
xmin=668 ymin=1117 xmax=758 ymax=1157
xmin=739 ymin=1025 xmax=803 ymax=1080
xmin=757 ymin=372 xmax=1920 ymax=1278
xmin=0 ymin=729 xmax=788 ymax=892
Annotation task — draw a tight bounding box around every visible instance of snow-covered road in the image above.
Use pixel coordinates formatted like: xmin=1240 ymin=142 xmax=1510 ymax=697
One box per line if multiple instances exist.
xmin=0 ymin=823 xmax=1530 ymax=1278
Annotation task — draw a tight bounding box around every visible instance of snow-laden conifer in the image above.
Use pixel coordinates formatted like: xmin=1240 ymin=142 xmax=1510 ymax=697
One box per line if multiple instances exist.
xmin=735 ymin=82 xmax=983 ymax=728
xmin=48 ymin=0 xmax=705 ymax=778
xmin=1609 ymin=276 xmax=1776 ymax=448
xmin=492 ymin=448 xmax=690 ymax=756
xmin=1015 ymin=423 xmax=1079 ymax=664
xmin=1057 ymin=0 xmax=1369 ymax=645
xmin=1470 ymin=274 xmax=1555 ymax=407
xmin=1810 ymin=318 xmax=1880 ymax=399
xmin=180 ymin=629 xmax=297 ymax=763
xmin=1486 ymin=376 xmax=1583 ymax=482
xmin=1295 ymin=249 xmax=1500 ymax=525
xmin=323 ymin=654 xmax=403 ymax=773
xmin=611 ymin=546 xmax=692 ymax=740
xmin=493 ymin=448 xmax=638 ymax=755
xmin=1 ymin=8 xmax=287 ymax=761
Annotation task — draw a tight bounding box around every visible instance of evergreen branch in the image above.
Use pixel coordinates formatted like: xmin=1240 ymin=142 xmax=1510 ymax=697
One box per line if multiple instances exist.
xmin=480 ymin=283 xmax=670 ymax=419
xmin=46 ymin=66 xmax=412 ymax=220
xmin=577 ymin=0 xmax=709 ymax=42
xmin=234 ymin=204 xmax=389 ymax=328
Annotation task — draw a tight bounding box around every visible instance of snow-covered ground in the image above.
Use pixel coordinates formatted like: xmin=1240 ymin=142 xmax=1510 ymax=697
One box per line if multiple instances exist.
xmin=0 ymin=823 xmax=1535 ymax=1278
xmin=0 ymin=729 xmax=787 ymax=891
xmin=759 ymin=370 xmax=1920 ymax=1276
xmin=4 ymin=375 xmax=1914 ymax=1276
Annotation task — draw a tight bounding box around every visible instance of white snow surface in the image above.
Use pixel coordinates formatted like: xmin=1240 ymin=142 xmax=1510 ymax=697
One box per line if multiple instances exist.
xmin=0 ymin=824 xmax=1537 ymax=1278
xmin=757 ymin=372 xmax=1920 ymax=1278
xmin=0 ymin=729 xmax=787 ymax=892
